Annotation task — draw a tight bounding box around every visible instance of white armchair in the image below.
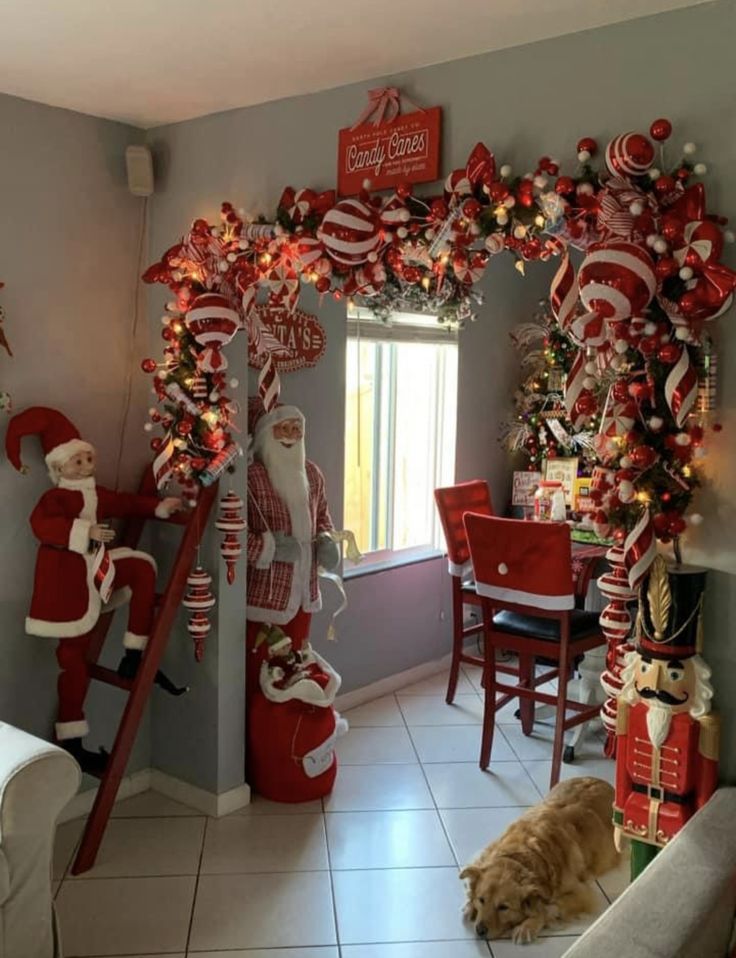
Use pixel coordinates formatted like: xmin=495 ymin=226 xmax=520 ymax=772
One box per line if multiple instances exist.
xmin=0 ymin=722 xmax=81 ymax=958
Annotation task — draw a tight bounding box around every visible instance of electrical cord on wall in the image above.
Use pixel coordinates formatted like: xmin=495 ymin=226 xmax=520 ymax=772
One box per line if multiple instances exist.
xmin=113 ymin=196 xmax=149 ymax=491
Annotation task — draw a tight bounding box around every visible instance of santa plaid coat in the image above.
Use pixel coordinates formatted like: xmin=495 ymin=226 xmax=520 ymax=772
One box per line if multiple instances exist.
xmin=247 ymin=459 xmax=334 ymax=624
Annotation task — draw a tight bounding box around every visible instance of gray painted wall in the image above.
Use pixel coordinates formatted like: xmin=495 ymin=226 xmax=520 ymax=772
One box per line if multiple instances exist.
xmin=0 ymin=93 xmax=153 ymax=773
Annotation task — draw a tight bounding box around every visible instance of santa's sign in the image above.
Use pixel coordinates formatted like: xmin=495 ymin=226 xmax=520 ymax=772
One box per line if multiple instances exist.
xmin=248 ymin=306 xmax=326 ymax=372
xmin=338 ymin=88 xmax=442 ymax=197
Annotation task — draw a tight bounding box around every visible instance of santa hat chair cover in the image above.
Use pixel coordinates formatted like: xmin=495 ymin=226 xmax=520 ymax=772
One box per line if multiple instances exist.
xmin=434 ymin=480 xmax=493 ymax=578
xmin=463 ymin=513 xmax=575 ymax=611
xmin=6 ymin=406 xmax=93 ymax=474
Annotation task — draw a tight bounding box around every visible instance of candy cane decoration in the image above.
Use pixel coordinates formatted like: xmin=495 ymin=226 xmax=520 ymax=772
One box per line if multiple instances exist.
xmin=624 ymin=509 xmax=657 ymax=589
xmin=564 ymin=349 xmax=589 ymax=429
xmin=550 ymin=250 xmax=578 ymax=331
xmin=258 ymin=349 xmax=281 ymax=412
xmin=665 ymin=346 xmax=698 ymax=427
xmin=153 ymin=434 xmax=176 ymax=489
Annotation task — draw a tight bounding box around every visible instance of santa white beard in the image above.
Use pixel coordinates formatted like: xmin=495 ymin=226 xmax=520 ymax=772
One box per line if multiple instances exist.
xmin=646 ymin=703 xmax=673 ymax=749
xmin=256 ymin=431 xmax=312 ymax=542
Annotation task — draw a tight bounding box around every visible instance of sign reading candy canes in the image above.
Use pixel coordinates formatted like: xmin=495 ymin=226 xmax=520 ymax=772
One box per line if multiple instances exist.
xmin=248 ymin=306 xmax=326 ymax=373
xmin=337 ymin=88 xmax=442 ymax=196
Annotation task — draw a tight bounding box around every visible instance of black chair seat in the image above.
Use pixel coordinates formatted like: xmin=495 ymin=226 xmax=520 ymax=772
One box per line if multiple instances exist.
xmin=492 ymin=609 xmax=600 ymax=643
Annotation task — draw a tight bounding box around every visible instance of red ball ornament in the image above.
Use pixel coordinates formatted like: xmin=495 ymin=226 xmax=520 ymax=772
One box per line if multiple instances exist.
xmin=638 ymin=335 xmax=659 ymax=357
xmin=658 ymin=343 xmax=681 ymax=364
xmin=161 ymin=327 xmax=175 ymax=341
xmin=430 ymin=198 xmax=449 ymax=221
xmin=403 ymin=266 xmax=421 ymax=284
xmin=629 ymin=445 xmax=658 ymax=469
xmin=518 ymin=178 xmax=535 ymax=194
xmin=150 ymin=438 xmax=162 ymax=451
xmin=462 ymin=198 xmax=482 ymax=220
xmin=547 ymin=162 xmax=559 ymax=177
xmin=577 ymin=137 xmax=598 ymax=156
xmin=652 ymin=513 xmax=670 ymax=536
xmin=574 ymin=392 xmax=598 ymax=417
xmin=488 ymin=182 xmax=509 ymax=203
xmin=649 ymin=118 xmax=673 ymax=142
xmin=679 ymin=290 xmax=701 ymax=315
xmin=654 ymin=175 xmax=676 ymax=196
xmin=612 ymin=381 xmax=631 ymax=403
xmin=660 ymin=217 xmax=682 ymax=242
xmin=177 ymin=421 xmax=193 ymax=436
xmin=396 ymin=183 xmax=412 ymax=199
xmin=315 ymin=276 xmax=331 ymax=293
xmin=668 ymin=514 xmax=687 ymax=536
xmin=555 ymin=176 xmax=575 ymax=195
xmin=605 ymin=133 xmax=655 ymax=177
xmin=141 ymin=358 xmax=157 ymax=373
xmin=655 ymin=257 xmax=679 ymax=280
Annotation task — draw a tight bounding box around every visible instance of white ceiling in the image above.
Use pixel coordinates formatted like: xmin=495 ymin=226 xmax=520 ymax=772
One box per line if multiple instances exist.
xmin=0 ymin=0 xmax=709 ymax=128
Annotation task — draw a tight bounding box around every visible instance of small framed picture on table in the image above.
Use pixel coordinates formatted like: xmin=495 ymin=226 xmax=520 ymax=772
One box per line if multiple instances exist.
xmin=543 ymin=457 xmax=578 ymax=507
xmin=511 ymin=470 xmax=542 ymax=518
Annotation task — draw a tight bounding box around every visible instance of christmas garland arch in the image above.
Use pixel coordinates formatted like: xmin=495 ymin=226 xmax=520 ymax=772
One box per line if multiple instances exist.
xmin=142 ymin=117 xmax=735 ymax=590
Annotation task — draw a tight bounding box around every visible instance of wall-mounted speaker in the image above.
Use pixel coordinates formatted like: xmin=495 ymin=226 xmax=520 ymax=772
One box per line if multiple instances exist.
xmin=125 ymin=144 xmax=154 ymax=197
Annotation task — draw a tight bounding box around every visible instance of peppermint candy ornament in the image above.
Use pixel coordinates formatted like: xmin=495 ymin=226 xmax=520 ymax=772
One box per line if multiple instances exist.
xmin=317 ymin=199 xmax=383 ymax=266
xmin=185 ymin=293 xmax=241 ymax=373
xmin=353 ymin=262 xmax=387 ymax=298
xmin=183 ymin=566 xmax=216 ymax=661
xmin=216 ymin=490 xmax=246 ymax=585
xmin=290 ymin=235 xmax=324 ymax=272
xmin=452 ymin=251 xmax=488 ymax=286
xmin=664 ymin=346 xmax=698 ymax=427
xmin=267 ymin=261 xmax=300 ymax=310
xmin=577 ymin=241 xmax=656 ymax=335
xmin=604 ymin=132 xmax=655 ymax=177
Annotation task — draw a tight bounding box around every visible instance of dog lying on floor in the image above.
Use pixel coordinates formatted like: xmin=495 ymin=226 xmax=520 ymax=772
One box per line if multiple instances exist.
xmin=460 ymin=777 xmax=619 ymax=944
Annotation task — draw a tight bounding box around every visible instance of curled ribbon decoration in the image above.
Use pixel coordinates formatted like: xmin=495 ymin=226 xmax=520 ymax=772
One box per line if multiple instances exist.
xmin=350 ymin=87 xmax=426 ymax=130
xmin=318 ymin=530 xmax=363 ymax=640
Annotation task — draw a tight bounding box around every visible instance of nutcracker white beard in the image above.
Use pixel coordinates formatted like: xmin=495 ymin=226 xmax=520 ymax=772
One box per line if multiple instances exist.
xmin=256 ymin=430 xmax=312 ymax=542
xmin=645 ymin=703 xmax=673 ymax=749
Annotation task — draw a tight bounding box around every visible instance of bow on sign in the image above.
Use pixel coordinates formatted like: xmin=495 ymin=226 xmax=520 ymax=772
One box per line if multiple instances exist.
xmin=351 ymin=87 xmax=403 ymax=129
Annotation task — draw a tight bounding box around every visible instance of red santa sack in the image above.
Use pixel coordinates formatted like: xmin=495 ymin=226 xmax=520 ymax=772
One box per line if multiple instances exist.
xmin=247 ymin=646 xmax=348 ymax=802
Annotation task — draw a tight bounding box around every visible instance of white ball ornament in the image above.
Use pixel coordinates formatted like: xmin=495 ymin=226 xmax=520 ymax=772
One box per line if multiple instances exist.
xmin=533 ymin=175 xmax=548 ymax=189
xmin=226 ymin=252 xmax=237 ymax=263
xmin=144 ymin=422 xmax=153 ymax=433
xmin=496 ymin=211 xmax=509 ymax=226
xmin=578 ymin=150 xmax=591 ymax=163
xmin=693 ymin=163 xmax=707 ymax=175
xmin=209 ymin=392 xmax=220 ymax=402
xmin=362 ymin=178 xmax=372 ymax=190
xmin=500 ymin=164 xmax=512 ymax=177
xmin=648 ymin=167 xmax=661 ymax=180
xmin=620 ymin=455 xmax=633 ymax=469
xmin=644 ymin=322 xmax=657 ymax=335
xmin=503 ymin=195 xmax=516 ymax=209
xmin=513 ymin=225 xmax=527 ymax=239
xmin=397 ymin=226 xmax=409 ymax=239
xmin=629 ymin=201 xmax=644 ymax=216
xmin=218 ymin=261 xmax=229 ymax=273
xmin=577 ymin=183 xmax=594 ymax=196
xmin=618 ymin=480 xmax=635 ymax=503
xmin=675 ymin=432 xmax=691 ymax=446
xmin=614 ymin=339 xmax=630 ymax=354
xmin=679 ymin=266 xmax=695 ymax=281
xmin=646 ymin=234 xmax=658 ymax=248
xmin=689 ymin=513 xmax=704 ymax=525
xmin=583 ymin=376 xmax=597 ymax=389
xmin=585 ymin=361 xmax=598 ymax=375
xmin=653 ymin=238 xmax=668 ymax=254
xmin=675 ymin=327 xmax=690 ymax=341
xmin=724 ymin=230 xmax=735 ymax=244
xmin=425 ymin=228 xmax=436 ymax=241
xmin=683 ymin=142 xmax=697 ymax=155
xmin=367 ymin=251 xmax=378 ymax=263
xmin=239 ymin=239 xmax=248 ymax=250
xmin=230 ymin=378 xmax=239 ymax=388
xmin=649 ymin=416 xmax=664 ymax=431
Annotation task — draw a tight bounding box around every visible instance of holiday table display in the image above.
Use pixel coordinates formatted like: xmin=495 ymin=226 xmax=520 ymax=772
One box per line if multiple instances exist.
xmin=5 ymin=406 xmax=185 ymax=774
xmin=613 ymin=555 xmax=719 ymax=880
xmin=248 ymin=624 xmax=348 ymax=802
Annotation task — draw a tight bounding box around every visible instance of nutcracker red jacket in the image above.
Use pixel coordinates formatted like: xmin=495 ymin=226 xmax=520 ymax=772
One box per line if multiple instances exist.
xmin=247 ymin=459 xmax=334 ymax=625
xmin=25 ymin=477 xmax=167 ymax=639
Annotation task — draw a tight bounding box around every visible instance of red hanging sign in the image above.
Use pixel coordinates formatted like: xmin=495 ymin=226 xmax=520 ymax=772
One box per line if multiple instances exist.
xmin=248 ymin=305 xmax=326 ymax=372
xmin=337 ymin=88 xmax=442 ymax=197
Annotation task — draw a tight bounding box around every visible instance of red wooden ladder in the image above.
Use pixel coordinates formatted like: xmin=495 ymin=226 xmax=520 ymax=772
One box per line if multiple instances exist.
xmin=71 ymin=466 xmax=217 ymax=875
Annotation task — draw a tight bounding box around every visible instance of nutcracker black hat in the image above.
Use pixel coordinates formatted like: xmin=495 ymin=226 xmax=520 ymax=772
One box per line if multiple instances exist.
xmin=636 ymin=555 xmax=706 ymax=660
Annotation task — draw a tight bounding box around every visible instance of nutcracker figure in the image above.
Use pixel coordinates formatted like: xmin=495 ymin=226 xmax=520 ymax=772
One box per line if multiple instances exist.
xmin=613 ymin=555 xmax=719 ymax=880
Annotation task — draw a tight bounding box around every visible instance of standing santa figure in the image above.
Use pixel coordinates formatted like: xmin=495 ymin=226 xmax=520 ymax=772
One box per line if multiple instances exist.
xmin=246 ymin=396 xmax=340 ymax=691
xmin=5 ymin=406 xmax=184 ymax=774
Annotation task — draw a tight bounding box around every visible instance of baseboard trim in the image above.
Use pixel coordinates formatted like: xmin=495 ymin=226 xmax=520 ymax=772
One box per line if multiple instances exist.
xmin=334 ymin=653 xmax=453 ymax=712
xmin=59 ymin=767 xmax=152 ymax=823
xmin=150 ymin=768 xmax=251 ymax=817
xmin=59 ymin=767 xmax=251 ymax=822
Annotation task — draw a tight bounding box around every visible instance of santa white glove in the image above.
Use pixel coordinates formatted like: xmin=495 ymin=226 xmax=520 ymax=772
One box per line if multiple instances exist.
xmin=316 ymin=532 xmax=340 ymax=571
xmin=273 ymin=531 xmax=301 ymax=563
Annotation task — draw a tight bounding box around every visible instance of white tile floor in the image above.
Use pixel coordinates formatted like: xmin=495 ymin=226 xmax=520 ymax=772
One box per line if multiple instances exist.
xmin=54 ymin=662 xmax=628 ymax=957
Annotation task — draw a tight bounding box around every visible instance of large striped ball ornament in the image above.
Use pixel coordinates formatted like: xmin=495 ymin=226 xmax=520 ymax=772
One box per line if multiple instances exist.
xmin=604 ymin=132 xmax=655 ymax=177
xmin=317 ymin=199 xmax=383 ymax=266
xmin=578 ymin=241 xmax=656 ymax=324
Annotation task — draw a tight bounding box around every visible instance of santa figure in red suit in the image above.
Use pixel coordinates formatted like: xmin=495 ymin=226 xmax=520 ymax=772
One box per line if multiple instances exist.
xmin=613 ymin=555 xmax=719 ymax=880
xmin=245 ymin=396 xmax=340 ymax=694
xmin=5 ymin=406 xmax=183 ymax=774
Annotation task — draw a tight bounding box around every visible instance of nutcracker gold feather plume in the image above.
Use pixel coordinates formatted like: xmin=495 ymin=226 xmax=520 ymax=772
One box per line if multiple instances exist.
xmin=647 ymin=555 xmax=672 ymax=641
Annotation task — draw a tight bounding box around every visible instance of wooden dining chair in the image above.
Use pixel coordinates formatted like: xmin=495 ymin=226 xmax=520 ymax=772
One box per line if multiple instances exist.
xmin=434 ymin=481 xmax=519 ymax=704
xmin=463 ymin=512 xmax=605 ymax=789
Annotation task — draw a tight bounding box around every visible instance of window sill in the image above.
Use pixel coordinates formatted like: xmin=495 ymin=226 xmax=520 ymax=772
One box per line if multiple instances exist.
xmin=343 ymin=546 xmax=444 ymax=580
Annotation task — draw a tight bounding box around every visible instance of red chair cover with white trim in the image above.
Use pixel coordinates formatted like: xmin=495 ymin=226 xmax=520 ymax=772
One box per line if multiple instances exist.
xmin=434 ymin=481 xmax=493 ymax=577
xmin=463 ymin=513 xmax=575 ymax=611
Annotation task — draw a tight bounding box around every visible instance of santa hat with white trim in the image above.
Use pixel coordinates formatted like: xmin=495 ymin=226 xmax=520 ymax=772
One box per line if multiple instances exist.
xmin=5 ymin=406 xmax=94 ymax=477
xmin=248 ymin=395 xmax=304 ymax=445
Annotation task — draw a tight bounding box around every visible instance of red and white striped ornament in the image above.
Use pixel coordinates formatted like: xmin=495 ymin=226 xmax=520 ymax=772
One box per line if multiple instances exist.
xmin=379 ymin=193 xmax=411 ymax=234
xmin=600 ymin=398 xmax=637 ymax=438
xmin=317 ymin=199 xmax=383 ymax=266
xmin=185 ymin=292 xmax=240 ymax=373
xmin=578 ymin=241 xmax=656 ymax=330
xmin=604 ymin=132 xmax=655 ymax=178
xmin=258 ymin=349 xmax=280 ymax=412
xmin=183 ymin=566 xmax=216 ymax=662
xmin=665 ymin=346 xmax=698 ymax=427
xmin=564 ymin=349 xmax=591 ymax=429
xmin=191 ymin=375 xmax=208 ymax=400
xmin=267 ymin=261 xmax=300 ymax=311
xmin=216 ymin=490 xmax=246 ymax=585
xmin=290 ymin=235 xmax=324 ymax=272
xmin=353 ymin=262 xmax=387 ymax=298
xmin=452 ymin=250 xmax=488 ymax=286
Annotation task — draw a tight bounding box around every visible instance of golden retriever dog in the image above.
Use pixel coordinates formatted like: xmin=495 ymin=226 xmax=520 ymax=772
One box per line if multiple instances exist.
xmin=460 ymin=777 xmax=618 ymax=944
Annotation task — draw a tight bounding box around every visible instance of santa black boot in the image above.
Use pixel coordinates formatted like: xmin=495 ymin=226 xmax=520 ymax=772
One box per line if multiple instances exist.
xmin=117 ymin=649 xmax=189 ymax=696
xmin=61 ymin=738 xmax=109 ymax=777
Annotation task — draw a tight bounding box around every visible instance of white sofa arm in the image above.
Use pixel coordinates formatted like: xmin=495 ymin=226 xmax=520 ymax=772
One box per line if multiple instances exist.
xmin=563 ymin=787 xmax=736 ymax=958
xmin=0 ymin=722 xmax=81 ymax=958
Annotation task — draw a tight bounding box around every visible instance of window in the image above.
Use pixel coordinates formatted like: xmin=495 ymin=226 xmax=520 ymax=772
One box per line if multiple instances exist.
xmin=343 ymin=310 xmax=458 ymax=568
